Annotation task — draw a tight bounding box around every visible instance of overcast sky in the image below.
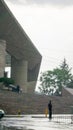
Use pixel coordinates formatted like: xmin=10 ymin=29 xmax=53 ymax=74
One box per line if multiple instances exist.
xmin=5 ymin=0 xmax=73 ymax=6
xmin=5 ymin=0 xmax=73 ymax=82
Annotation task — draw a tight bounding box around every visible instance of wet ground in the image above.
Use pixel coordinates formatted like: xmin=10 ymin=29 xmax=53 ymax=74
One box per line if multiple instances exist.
xmin=0 ymin=115 xmax=73 ymax=130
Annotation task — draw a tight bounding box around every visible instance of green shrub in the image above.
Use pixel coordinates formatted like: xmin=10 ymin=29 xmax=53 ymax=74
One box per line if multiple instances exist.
xmin=0 ymin=77 xmax=15 ymax=86
xmin=0 ymin=77 xmax=4 ymax=82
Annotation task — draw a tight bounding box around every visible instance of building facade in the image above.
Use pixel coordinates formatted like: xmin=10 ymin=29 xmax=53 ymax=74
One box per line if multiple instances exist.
xmin=0 ymin=0 xmax=42 ymax=93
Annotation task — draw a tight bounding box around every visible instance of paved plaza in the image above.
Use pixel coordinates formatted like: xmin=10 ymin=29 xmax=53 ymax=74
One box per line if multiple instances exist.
xmin=0 ymin=115 xmax=73 ymax=130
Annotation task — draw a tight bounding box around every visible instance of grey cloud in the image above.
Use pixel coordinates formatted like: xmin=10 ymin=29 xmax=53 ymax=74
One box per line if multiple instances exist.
xmin=24 ymin=0 xmax=73 ymax=6
xmin=5 ymin=0 xmax=24 ymax=4
xmin=5 ymin=0 xmax=73 ymax=6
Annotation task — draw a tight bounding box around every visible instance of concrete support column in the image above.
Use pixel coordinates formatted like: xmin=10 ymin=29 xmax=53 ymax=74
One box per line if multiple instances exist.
xmin=11 ymin=57 xmax=28 ymax=92
xmin=0 ymin=40 xmax=6 ymax=77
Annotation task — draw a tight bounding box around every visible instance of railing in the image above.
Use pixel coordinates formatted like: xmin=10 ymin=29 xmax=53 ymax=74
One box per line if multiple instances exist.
xmin=52 ymin=114 xmax=72 ymax=124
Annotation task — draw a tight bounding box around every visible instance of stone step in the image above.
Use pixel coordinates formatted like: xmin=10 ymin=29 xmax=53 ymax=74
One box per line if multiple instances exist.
xmin=0 ymin=89 xmax=73 ymax=115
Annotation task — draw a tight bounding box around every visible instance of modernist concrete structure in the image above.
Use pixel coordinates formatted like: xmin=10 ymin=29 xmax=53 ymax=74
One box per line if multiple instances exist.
xmin=0 ymin=0 xmax=42 ymax=93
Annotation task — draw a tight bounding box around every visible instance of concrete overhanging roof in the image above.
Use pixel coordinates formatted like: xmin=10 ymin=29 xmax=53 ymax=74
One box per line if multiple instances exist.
xmin=0 ymin=0 xmax=42 ymax=69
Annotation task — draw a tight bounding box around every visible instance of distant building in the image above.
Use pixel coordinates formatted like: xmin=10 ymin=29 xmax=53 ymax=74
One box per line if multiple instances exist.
xmin=0 ymin=0 xmax=42 ymax=93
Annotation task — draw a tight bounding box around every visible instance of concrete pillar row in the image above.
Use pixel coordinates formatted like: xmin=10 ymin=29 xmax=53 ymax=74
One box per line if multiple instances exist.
xmin=11 ymin=57 xmax=28 ymax=92
xmin=0 ymin=40 xmax=6 ymax=77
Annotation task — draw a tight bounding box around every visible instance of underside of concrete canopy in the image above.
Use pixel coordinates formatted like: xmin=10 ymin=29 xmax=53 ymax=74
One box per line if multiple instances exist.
xmin=0 ymin=0 xmax=42 ymax=93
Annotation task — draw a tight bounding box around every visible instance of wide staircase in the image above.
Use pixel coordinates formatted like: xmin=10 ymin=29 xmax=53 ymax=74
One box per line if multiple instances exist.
xmin=0 ymin=89 xmax=73 ymax=115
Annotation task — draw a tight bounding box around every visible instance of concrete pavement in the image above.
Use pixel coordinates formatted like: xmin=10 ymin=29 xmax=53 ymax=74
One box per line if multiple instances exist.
xmin=0 ymin=115 xmax=73 ymax=130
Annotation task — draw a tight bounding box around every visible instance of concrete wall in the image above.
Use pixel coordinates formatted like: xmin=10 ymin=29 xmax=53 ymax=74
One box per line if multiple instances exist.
xmin=27 ymin=81 xmax=36 ymax=93
xmin=11 ymin=57 xmax=28 ymax=92
xmin=0 ymin=40 xmax=6 ymax=77
xmin=11 ymin=56 xmax=38 ymax=93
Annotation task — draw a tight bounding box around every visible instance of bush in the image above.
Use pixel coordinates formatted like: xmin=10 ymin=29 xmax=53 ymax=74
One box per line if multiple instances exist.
xmin=0 ymin=77 xmax=15 ymax=87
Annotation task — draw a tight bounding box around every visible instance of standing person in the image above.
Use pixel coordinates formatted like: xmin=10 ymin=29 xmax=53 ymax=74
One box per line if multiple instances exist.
xmin=48 ymin=100 xmax=52 ymax=120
